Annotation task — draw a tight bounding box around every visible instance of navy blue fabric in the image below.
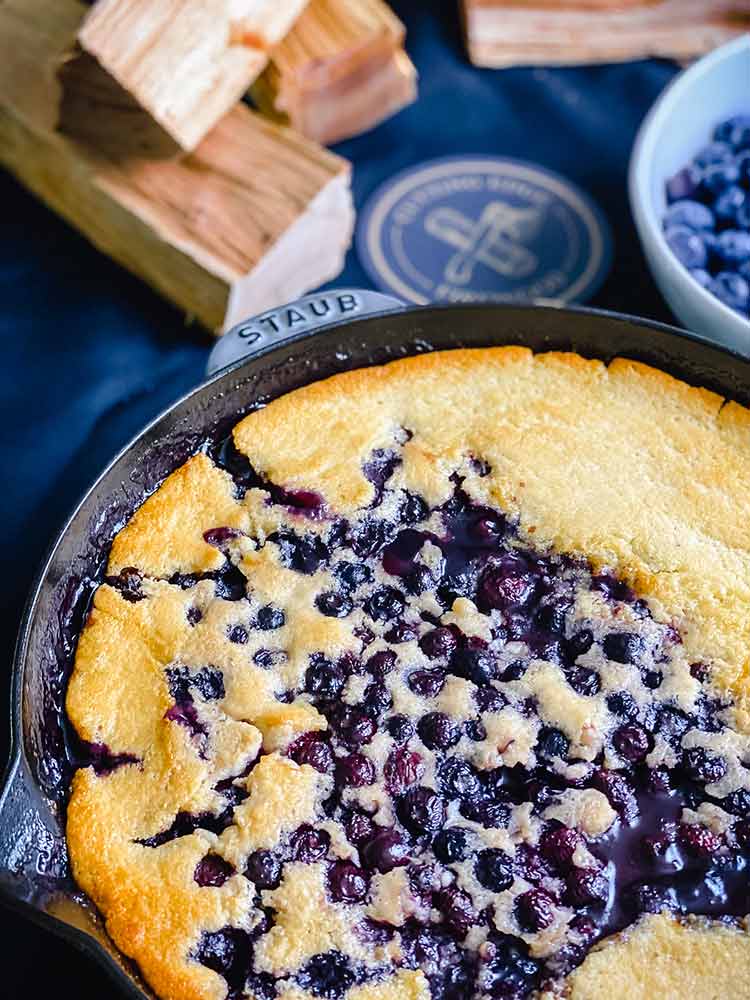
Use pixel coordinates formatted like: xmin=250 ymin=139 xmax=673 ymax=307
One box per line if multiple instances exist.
xmin=0 ymin=4 xmax=677 ymax=996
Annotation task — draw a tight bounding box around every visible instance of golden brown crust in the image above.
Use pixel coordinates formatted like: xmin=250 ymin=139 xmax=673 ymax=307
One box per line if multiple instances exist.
xmin=563 ymin=914 xmax=750 ymax=998
xmin=66 ymin=347 xmax=750 ymax=1000
xmin=108 ymin=454 xmax=249 ymax=577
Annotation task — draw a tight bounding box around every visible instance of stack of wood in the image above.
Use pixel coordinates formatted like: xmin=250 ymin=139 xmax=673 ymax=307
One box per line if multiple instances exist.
xmin=462 ymin=0 xmax=750 ymax=68
xmin=0 ymin=0 xmax=414 ymax=334
xmin=251 ymin=0 xmax=417 ymax=145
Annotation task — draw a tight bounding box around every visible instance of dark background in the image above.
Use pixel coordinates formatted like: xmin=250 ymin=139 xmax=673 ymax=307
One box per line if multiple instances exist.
xmin=0 ymin=4 xmax=676 ymax=996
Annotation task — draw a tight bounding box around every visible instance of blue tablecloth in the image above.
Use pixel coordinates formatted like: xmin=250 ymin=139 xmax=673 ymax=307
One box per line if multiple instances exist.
xmin=0 ymin=4 xmax=676 ymax=995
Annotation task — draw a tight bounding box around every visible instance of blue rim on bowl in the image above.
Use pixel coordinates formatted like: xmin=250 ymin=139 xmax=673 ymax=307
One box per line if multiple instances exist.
xmin=629 ymin=34 xmax=750 ymax=351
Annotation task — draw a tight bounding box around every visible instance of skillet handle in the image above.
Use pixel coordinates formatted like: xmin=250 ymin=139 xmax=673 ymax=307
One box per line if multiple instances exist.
xmin=206 ymin=287 xmax=405 ymax=377
xmin=0 ymin=753 xmax=65 ymax=905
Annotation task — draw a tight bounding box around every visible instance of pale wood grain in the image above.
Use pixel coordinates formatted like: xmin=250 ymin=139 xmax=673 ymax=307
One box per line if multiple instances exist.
xmin=462 ymin=0 xmax=750 ymax=67
xmin=0 ymin=0 xmax=354 ymax=333
xmin=77 ymin=0 xmax=310 ymax=150
xmin=252 ymin=0 xmax=416 ymax=144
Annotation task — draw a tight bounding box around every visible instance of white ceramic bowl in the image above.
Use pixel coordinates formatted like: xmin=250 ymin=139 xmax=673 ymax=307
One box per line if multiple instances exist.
xmin=629 ymin=34 xmax=750 ymax=353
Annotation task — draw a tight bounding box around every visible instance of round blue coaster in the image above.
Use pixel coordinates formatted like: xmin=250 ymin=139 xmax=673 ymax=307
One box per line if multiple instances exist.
xmin=356 ymin=156 xmax=612 ymax=306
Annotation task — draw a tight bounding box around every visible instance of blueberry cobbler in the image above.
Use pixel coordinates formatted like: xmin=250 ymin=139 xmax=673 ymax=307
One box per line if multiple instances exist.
xmin=66 ymin=349 xmax=750 ymax=1000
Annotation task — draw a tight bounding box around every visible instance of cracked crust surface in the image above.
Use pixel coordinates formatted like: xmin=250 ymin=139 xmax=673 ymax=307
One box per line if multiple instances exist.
xmin=66 ymin=348 xmax=750 ymax=1000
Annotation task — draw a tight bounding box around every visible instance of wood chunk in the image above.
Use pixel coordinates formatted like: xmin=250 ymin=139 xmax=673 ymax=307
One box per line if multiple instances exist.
xmin=251 ymin=0 xmax=417 ymax=145
xmin=462 ymin=0 xmax=750 ymax=67
xmin=0 ymin=0 xmax=354 ymax=333
xmin=77 ymin=0 xmax=311 ymax=151
xmin=58 ymin=49 xmax=182 ymax=159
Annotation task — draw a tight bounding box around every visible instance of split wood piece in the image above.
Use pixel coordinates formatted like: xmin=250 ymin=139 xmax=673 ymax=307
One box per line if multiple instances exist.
xmin=75 ymin=0 xmax=311 ymax=151
xmin=0 ymin=0 xmax=354 ymax=334
xmin=462 ymin=0 xmax=750 ymax=68
xmin=251 ymin=0 xmax=417 ymax=145
xmin=58 ymin=49 xmax=184 ymax=160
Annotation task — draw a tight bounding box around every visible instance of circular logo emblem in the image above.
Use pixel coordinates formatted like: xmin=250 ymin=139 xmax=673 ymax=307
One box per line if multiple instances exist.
xmin=357 ymin=156 xmax=612 ymax=306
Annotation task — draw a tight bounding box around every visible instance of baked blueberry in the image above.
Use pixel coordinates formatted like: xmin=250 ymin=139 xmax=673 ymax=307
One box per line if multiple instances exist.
xmin=477 ymin=556 xmax=536 ymax=610
xmin=334 ymin=561 xmax=372 ymax=591
xmin=678 ymin=823 xmax=722 ymax=857
xmin=515 ymin=889 xmax=556 ymax=932
xmin=297 ymin=951 xmax=355 ymax=998
xmin=287 ymin=732 xmax=334 ymax=773
xmin=408 ymin=668 xmax=446 ymax=698
xmin=384 ymin=746 xmax=424 ymax=796
xmin=451 ymin=645 xmax=496 ymax=685
xmin=602 ymin=632 xmax=642 ymax=664
xmin=565 ymin=666 xmax=601 ymax=697
xmin=438 ymin=756 xmax=482 ymax=802
xmin=474 ymin=848 xmax=514 ymax=891
xmin=337 ymin=753 xmax=376 ymax=788
xmin=361 ymin=828 xmax=410 ymax=873
xmin=539 ymin=826 xmax=582 ymax=868
xmin=683 ymin=747 xmax=727 ymax=785
xmin=477 ymin=937 xmax=542 ymax=997
xmin=437 ymin=885 xmax=477 ymax=938
xmin=290 ymin=825 xmax=331 ymax=863
xmin=256 ymin=605 xmax=285 ymax=630
xmin=419 ymin=626 xmax=458 ymax=660
xmin=305 ymin=657 xmax=347 ymax=700
xmin=606 ymin=691 xmax=639 ymax=719
xmin=397 ymin=786 xmax=447 ymax=837
xmin=386 ymin=714 xmax=415 ymax=744
xmin=537 ymin=726 xmax=569 ymax=761
xmin=343 ymin=810 xmax=376 ymax=847
xmin=327 ymin=861 xmax=369 ymax=904
xmin=331 ymin=706 xmax=376 ymax=749
xmin=417 ymin=712 xmax=461 ymax=751
xmin=366 ymin=649 xmax=397 ymax=677
xmin=194 ymin=854 xmax=234 ymax=887
xmin=315 ymin=591 xmax=353 ymax=618
xmin=227 ymin=623 xmax=248 ymax=644
xmin=194 ymin=928 xmax=251 ymax=991
xmin=565 ymin=867 xmax=609 ymax=907
xmin=612 ymin=724 xmax=651 ymax=763
xmin=272 ymin=530 xmax=329 ymax=574
xmin=642 ymin=669 xmax=663 ymax=690
xmin=592 ymin=769 xmax=638 ymax=822
xmin=433 ymin=828 xmax=469 ymax=864
xmin=245 ymin=850 xmax=282 ymax=889
xmin=364 ymin=586 xmax=405 ymax=621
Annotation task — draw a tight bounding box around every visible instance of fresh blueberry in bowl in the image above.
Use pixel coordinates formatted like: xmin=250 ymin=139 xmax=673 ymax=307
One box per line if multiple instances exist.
xmin=693 ymin=141 xmax=733 ymax=169
xmin=701 ymin=160 xmax=741 ymax=198
xmin=716 ymin=230 xmax=750 ymax=267
xmin=689 ymin=267 xmax=712 ymax=289
xmin=664 ymin=226 xmax=709 ymax=270
xmin=663 ymin=199 xmax=714 ymax=232
xmin=714 ymin=185 xmax=748 ymax=227
xmin=711 ymin=272 xmax=750 ymax=313
xmin=630 ymin=37 xmax=750 ymax=345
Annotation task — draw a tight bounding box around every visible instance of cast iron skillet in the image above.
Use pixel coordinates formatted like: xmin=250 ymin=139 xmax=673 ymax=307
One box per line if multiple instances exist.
xmin=2 ymin=290 xmax=750 ymax=999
